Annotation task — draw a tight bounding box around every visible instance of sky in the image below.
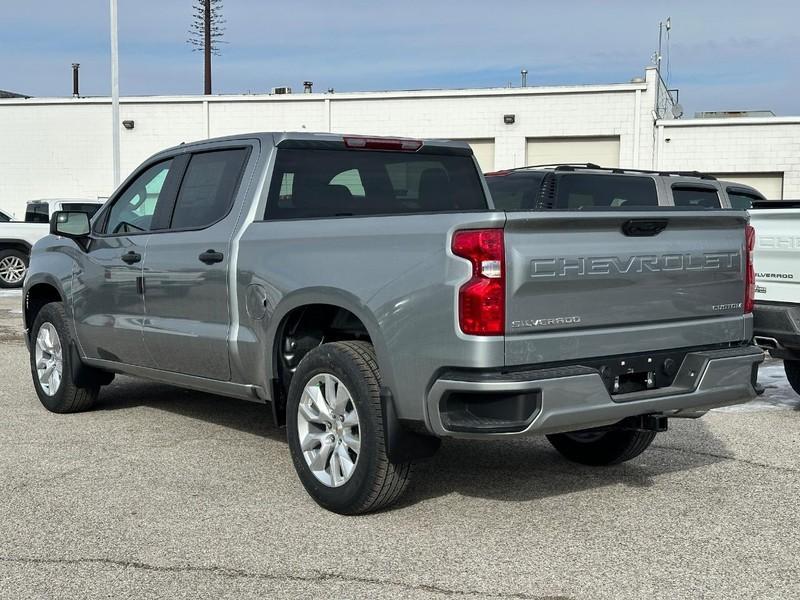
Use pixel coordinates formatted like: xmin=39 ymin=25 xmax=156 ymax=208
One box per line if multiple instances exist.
xmin=2 ymin=1 xmax=798 ymax=116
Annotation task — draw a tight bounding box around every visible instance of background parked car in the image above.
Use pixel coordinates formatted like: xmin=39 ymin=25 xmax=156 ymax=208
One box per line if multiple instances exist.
xmin=484 ymin=164 xmax=766 ymax=211
xmin=0 ymin=198 xmax=104 ymax=288
xmin=750 ymin=200 xmax=800 ymax=395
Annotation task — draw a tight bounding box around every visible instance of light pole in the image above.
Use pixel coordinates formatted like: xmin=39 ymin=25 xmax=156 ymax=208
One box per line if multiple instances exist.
xmin=110 ymin=0 xmax=121 ymax=188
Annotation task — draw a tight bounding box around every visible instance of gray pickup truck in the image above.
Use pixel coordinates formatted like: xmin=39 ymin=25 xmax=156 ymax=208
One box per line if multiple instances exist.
xmin=24 ymin=132 xmax=763 ymax=514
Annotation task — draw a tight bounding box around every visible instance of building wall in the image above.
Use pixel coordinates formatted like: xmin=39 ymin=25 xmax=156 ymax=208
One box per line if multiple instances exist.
xmin=0 ymin=66 xmax=797 ymax=216
xmin=657 ymin=118 xmax=800 ymax=199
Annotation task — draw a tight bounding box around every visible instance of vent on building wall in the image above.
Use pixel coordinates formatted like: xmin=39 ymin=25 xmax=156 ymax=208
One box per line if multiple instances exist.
xmin=694 ymin=110 xmax=775 ymax=119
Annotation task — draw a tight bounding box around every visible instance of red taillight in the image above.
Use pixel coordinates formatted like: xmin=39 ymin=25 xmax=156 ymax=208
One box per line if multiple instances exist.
xmin=745 ymin=224 xmax=756 ymax=314
xmin=452 ymin=229 xmax=505 ymax=336
xmin=343 ymin=136 xmax=422 ymax=152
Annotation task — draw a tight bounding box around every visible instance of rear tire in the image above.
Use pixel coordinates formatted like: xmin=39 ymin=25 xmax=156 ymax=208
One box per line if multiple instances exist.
xmin=286 ymin=341 xmax=412 ymax=514
xmin=547 ymin=427 xmax=656 ymax=466
xmin=30 ymin=302 xmax=100 ymax=413
xmin=785 ymin=360 xmax=800 ymax=396
xmin=0 ymin=249 xmax=28 ymax=288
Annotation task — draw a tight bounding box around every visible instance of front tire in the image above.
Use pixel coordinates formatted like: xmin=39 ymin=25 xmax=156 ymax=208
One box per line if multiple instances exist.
xmin=286 ymin=341 xmax=412 ymax=514
xmin=547 ymin=427 xmax=656 ymax=466
xmin=785 ymin=360 xmax=800 ymax=396
xmin=0 ymin=249 xmax=28 ymax=288
xmin=30 ymin=302 xmax=99 ymax=413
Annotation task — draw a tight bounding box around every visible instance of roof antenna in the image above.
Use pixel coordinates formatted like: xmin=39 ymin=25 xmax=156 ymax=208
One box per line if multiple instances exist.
xmin=653 ymin=17 xmax=671 ymax=74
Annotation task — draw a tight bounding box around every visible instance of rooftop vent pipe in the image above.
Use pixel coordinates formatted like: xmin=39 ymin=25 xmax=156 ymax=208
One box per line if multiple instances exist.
xmin=72 ymin=63 xmax=80 ymax=98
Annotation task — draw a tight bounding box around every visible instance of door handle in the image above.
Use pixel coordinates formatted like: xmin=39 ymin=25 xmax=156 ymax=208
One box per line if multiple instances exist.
xmin=198 ymin=249 xmax=224 ymax=265
xmin=121 ymin=251 xmax=142 ymax=264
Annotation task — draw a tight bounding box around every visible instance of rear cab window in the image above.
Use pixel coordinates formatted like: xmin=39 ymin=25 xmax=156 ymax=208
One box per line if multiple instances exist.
xmin=671 ymin=185 xmax=721 ymax=208
xmin=264 ymin=148 xmax=487 ymax=219
xmin=61 ymin=202 xmax=102 ymax=218
xmin=25 ymin=203 xmax=49 ymax=223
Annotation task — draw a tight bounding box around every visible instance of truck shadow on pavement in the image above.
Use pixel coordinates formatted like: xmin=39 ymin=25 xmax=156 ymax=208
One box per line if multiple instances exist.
xmin=98 ymin=376 xmax=732 ymax=506
xmin=400 ymin=430 xmax=728 ymax=506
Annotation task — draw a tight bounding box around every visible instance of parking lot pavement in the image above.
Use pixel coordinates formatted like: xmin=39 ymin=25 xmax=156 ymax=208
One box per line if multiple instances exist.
xmin=0 ymin=291 xmax=798 ymax=600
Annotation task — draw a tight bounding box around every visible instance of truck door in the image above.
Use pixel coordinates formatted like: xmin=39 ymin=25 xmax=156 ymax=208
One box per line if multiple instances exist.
xmin=141 ymin=145 xmax=253 ymax=381
xmin=73 ymin=159 xmax=178 ymax=366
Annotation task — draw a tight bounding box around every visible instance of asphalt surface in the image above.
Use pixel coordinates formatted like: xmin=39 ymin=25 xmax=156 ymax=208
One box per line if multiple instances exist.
xmin=0 ymin=290 xmax=798 ymax=599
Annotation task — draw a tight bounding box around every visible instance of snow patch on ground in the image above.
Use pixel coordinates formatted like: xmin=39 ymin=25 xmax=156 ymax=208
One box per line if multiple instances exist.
xmin=714 ymin=359 xmax=800 ymax=413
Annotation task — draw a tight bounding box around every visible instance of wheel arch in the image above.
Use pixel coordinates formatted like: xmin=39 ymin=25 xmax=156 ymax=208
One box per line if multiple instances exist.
xmin=265 ymin=289 xmax=397 ymax=418
xmin=24 ymin=277 xmax=65 ymax=335
xmin=0 ymin=239 xmax=33 ymax=256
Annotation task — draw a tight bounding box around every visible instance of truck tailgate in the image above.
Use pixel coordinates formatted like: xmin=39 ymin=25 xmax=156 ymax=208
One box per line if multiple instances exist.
xmin=504 ymin=210 xmax=749 ymax=366
xmin=751 ymin=209 xmax=800 ymax=304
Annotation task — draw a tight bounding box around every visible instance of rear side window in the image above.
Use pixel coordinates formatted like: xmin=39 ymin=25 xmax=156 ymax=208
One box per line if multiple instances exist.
xmin=170 ymin=148 xmax=249 ymax=230
xmin=0 ymin=212 xmax=9 ymax=222
xmin=62 ymin=203 xmax=102 ymax=218
xmin=727 ymin=189 xmax=763 ymax=210
xmin=486 ymin=173 xmax=546 ymax=210
xmin=672 ymin=186 xmax=721 ymax=208
xmin=25 ymin=203 xmax=49 ymax=223
xmin=554 ymin=174 xmax=658 ymax=209
xmin=264 ymin=148 xmax=487 ymax=219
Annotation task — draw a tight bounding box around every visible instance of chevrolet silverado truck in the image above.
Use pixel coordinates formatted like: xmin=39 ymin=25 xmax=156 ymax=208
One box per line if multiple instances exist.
xmin=750 ymin=201 xmax=800 ymax=395
xmin=23 ymin=133 xmax=763 ymax=514
xmin=0 ymin=199 xmax=104 ymax=288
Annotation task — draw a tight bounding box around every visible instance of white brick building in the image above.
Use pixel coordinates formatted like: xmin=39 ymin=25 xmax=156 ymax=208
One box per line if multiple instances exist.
xmin=0 ymin=66 xmax=797 ymax=217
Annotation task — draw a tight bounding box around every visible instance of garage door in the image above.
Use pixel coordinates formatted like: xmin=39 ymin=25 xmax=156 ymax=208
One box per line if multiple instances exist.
xmin=526 ymin=136 xmax=620 ymax=168
xmin=459 ymin=139 xmax=495 ymax=172
xmin=711 ymin=173 xmax=784 ymax=200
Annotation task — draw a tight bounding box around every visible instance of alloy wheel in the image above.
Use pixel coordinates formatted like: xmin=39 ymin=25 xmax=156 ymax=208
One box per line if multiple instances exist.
xmin=296 ymin=373 xmax=361 ymax=487
xmin=0 ymin=256 xmax=26 ymax=284
xmin=35 ymin=322 xmax=63 ymax=396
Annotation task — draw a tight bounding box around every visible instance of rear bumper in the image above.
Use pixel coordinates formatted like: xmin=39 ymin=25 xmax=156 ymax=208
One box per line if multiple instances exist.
xmin=754 ymin=302 xmax=800 ymax=358
xmin=425 ymin=346 xmax=764 ymax=438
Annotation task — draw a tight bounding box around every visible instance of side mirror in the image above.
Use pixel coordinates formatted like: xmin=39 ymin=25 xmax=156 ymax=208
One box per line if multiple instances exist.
xmin=50 ymin=211 xmax=91 ymax=238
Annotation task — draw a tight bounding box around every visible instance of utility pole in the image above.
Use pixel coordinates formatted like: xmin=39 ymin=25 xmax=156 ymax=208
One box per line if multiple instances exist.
xmin=110 ymin=0 xmax=120 ymax=188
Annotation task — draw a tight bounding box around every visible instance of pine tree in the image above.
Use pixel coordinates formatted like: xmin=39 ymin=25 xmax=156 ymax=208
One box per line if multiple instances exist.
xmin=187 ymin=0 xmax=226 ymax=94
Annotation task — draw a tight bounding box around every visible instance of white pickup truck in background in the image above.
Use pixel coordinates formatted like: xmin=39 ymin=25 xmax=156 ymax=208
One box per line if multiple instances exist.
xmin=751 ymin=201 xmax=800 ymax=395
xmin=0 ymin=199 xmax=104 ymax=288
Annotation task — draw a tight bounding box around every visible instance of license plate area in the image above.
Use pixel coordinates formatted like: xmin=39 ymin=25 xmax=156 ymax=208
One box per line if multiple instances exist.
xmin=582 ymin=349 xmax=689 ymax=395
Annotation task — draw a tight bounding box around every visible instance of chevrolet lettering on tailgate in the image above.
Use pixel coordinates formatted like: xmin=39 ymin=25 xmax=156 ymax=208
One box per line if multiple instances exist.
xmin=530 ymin=252 xmax=741 ymax=279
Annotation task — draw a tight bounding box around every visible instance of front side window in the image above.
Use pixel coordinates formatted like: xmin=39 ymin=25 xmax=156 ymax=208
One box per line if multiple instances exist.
xmin=672 ymin=186 xmax=721 ymax=208
xmin=0 ymin=212 xmax=10 ymax=222
xmin=555 ymin=174 xmax=658 ymax=209
xmin=170 ymin=149 xmax=249 ymax=230
xmin=264 ymin=148 xmax=487 ymax=219
xmin=103 ymin=160 xmax=173 ymax=234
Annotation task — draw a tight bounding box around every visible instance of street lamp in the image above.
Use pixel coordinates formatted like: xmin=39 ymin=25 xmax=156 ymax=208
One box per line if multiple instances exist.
xmin=110 ymin=0 xmax=120 ymax=188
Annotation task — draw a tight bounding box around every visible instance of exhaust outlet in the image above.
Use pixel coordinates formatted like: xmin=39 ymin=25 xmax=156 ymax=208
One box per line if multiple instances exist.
xmin=754 ymin=336 xmax=780 ymax=350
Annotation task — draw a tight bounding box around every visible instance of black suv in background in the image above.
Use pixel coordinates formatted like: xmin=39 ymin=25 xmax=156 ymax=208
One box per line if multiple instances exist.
xmin=484 ymin=164 xmax=767 ymax=211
